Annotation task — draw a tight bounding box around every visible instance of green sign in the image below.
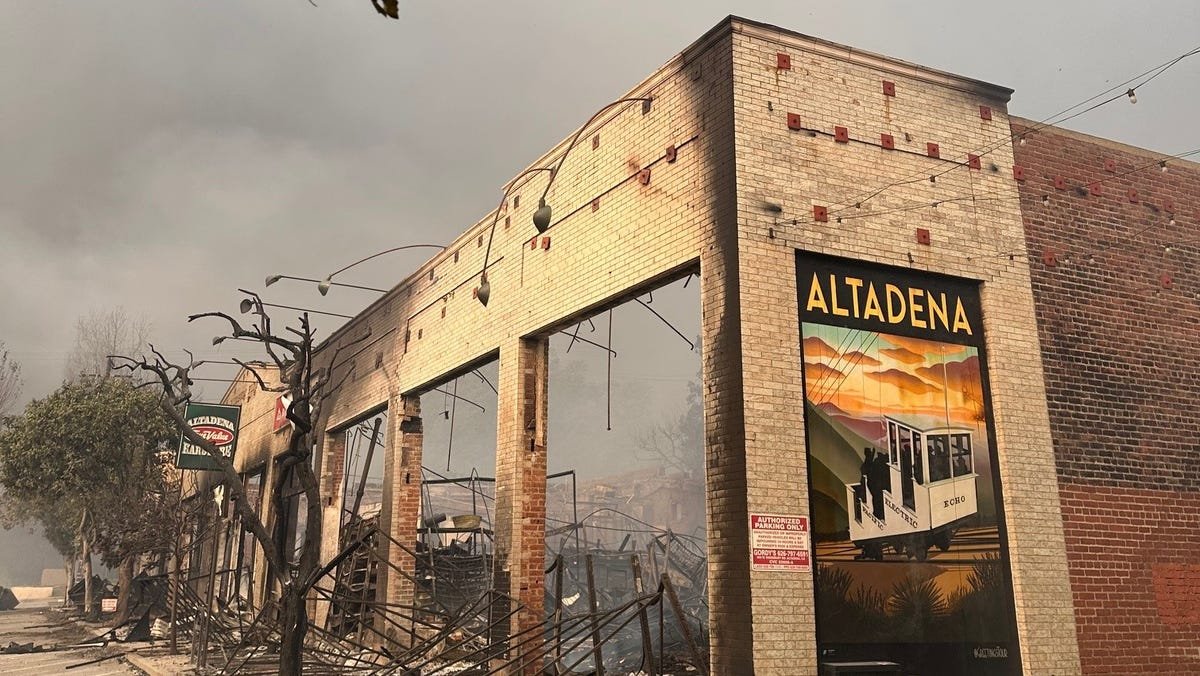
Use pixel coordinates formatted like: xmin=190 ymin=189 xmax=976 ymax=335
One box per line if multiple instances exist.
xmin=177 ymin=402 xmax=241 ymax=471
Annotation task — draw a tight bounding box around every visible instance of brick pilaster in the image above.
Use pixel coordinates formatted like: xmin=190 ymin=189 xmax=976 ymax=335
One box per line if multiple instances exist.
xmin=378 ymin=394 xmax=423 ymax=646
xmin=493 ymin=337 xmax=548 ymax=671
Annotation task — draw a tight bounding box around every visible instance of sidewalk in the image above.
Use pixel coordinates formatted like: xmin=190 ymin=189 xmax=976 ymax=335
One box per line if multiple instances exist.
xmin=0 ymin=606 xmax=141 ymax=675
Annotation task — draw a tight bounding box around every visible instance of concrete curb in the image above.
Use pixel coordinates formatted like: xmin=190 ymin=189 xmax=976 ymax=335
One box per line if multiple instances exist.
xmin=125 ymin=650 xmax=196 ymax=676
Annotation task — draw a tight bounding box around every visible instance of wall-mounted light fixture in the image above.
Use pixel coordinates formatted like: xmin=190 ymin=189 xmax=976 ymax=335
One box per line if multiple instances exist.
xmin=317 ymin=244 xmax=446 ymax=296
xmin=475 ymin=96 xmax=654 ymax=307
xmin=265 ymin=274 xmax=386 ymax=294
xmin=475 ymin=166 xmax=555 ymax=307
xmin=533 ymin=97 xmax=653 ymax=235
xmin=239 ymin=298 xmax=353 ymax=319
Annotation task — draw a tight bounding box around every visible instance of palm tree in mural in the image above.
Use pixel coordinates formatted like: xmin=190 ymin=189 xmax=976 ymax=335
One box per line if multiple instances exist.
xmin=886 ymin=573 xmax=948 ymax=641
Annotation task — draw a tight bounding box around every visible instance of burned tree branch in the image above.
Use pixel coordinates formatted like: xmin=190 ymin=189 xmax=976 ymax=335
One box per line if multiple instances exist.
xmin=231 ymin=358 xmax=286 ymax=394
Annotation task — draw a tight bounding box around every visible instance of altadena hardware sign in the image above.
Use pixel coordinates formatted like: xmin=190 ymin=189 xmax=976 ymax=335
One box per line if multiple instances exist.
xmin=177 ymin=402 xmax=241 ymax=471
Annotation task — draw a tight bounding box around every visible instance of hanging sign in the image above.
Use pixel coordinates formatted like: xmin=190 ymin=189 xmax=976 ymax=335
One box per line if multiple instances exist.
xmin=273 ymin=394 xmax=293 ymax=433
xmin=177 ymin=402 xmax=241 ymax=471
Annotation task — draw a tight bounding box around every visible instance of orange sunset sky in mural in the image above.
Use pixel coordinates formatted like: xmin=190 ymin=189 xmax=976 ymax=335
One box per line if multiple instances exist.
xmin=802 ymin=328 xmax=984 ymax=424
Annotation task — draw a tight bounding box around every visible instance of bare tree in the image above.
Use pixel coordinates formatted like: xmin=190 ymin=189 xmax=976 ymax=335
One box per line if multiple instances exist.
xmin=634 ymin=370 xmax=703 ymax=478
xmin=114 ymin=290 xmax=367 ymax=674
xmin=64 ymin=308 xmax=151 ymax=382
xmin=0 ymin=342 xmax=20 ymax=417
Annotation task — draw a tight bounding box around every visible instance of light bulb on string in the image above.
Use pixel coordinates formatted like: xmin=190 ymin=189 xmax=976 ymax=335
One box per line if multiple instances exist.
xmin=1018 ymin=136 xmax=1027 ymax=146
xmin=1042 ymin=195 xmax=1050 ymax=206
xmin=1126 ymin=88 xmax=1138 ymax=104
xmin=1160 ymin=161 xmax=1168 ymax=173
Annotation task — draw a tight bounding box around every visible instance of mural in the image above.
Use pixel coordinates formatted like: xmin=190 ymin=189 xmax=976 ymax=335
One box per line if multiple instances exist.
xmin=797 ymin=252 xmax=1019 ymax=676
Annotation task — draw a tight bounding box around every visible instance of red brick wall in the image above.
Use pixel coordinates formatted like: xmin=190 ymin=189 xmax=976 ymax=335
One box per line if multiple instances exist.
xmin=1014 ymin=120 xmax=1200 ymax=675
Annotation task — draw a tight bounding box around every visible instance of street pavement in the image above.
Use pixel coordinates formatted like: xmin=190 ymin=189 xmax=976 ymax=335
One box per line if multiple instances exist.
xmin=0 ymin=607 xmax=142 ymax=675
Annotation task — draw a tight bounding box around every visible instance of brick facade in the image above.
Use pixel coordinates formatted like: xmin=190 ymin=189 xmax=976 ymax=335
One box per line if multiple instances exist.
xmin=1014 ymin=121 xmax=1200 ymax=675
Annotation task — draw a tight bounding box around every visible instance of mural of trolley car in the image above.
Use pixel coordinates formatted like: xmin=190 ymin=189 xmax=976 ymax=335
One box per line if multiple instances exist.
xmin=847 ymin=415 xmax=978 ymax=561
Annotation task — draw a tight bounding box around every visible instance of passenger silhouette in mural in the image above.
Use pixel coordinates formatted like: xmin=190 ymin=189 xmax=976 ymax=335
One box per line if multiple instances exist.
xmin=859 ymin=448 xmax=874 ymax=512
xmin=870 ymin=448 xmax=889 ymax=519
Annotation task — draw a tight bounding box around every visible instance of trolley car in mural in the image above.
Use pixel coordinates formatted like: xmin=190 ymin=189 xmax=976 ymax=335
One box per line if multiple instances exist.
xmin=846 ymin=415 xmax=978 ymax=560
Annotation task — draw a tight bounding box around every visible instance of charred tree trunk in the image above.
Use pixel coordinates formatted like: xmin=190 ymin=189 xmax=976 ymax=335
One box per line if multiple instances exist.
xmin=114 ymin=554 xmax=135 ymax=625
xmin=63 ymin=556 xmax=74 ymax=609
xmin=277 ymin=448 xmax=323 ymax=674
xmin=278 ymin=584 xmax=308 ymax=675
xmin=81 ymin=532 xmax=94 ymax=617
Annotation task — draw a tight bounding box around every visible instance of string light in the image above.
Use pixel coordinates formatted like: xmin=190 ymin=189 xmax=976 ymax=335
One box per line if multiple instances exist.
xmin=806 ymin=146 xmax=1198 ymax=227
xmin=1019 ymin=136 xmax=1027 ymax=146
xmin=1126 ymin=88 xmax=1138 ymax=104
xmin=1160 ymin=160 xmax=1169 ymax=173
xmin=1042 ymin=195 xmax=1050 ymax=206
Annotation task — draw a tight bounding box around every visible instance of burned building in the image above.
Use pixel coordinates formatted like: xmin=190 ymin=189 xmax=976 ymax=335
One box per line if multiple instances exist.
xmin=175 ymin=16 xmax=1199 ymax=676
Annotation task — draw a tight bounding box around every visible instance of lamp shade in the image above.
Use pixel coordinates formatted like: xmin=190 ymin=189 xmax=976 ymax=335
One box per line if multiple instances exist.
xmin=477 ymin=279 xmax=491 ymax=306
xmin=533 ymin=200 xmax=552 ymax=233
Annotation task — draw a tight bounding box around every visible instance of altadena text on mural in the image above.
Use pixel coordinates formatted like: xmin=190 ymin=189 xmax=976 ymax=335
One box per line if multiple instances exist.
xmin=805 ymin=272 xmax=974 ymax=336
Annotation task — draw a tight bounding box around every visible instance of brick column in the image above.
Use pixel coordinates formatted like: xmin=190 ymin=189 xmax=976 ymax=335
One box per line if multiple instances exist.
xmin=493 ymin=337 xmax=548 ymax=669
xmin=313 ymin=429 xmax=346 ymax=630
xmin=378 ymin=394 xmax=423 ymax=646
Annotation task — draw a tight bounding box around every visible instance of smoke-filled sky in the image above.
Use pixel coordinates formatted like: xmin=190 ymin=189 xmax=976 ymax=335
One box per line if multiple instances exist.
xmin=1 ymin=1 xmax=1196 ymax=584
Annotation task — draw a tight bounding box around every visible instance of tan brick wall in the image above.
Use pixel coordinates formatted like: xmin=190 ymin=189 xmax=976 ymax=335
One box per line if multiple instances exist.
xmin=308 ymin=22 xmax=734 ymax=431
xmin=220 ymin=366 xmax=287 ymax=603
xmin=292 ymin=17 xmax=739 ymax=665
xmin=729 ymin=18 xmax=1079 ymax=675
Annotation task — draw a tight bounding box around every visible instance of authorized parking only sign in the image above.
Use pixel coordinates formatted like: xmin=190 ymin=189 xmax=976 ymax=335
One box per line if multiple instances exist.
xmin=750 ymin=513 xmax=811 ymax=571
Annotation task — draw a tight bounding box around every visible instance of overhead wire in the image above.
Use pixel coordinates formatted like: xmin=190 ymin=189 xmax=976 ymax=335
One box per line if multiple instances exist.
xmin=818 ymin=42 xmax=1200 ymax=216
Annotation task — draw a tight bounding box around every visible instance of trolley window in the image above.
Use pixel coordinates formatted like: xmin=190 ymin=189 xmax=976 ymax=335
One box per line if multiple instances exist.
xmin=927 ymin=434 xmax=951 ymax=482
xmin=888 ymin=421 xmax=899 ymax=464
xmin=951 ymin=434 xmax=973 ymax=477
xmin=912 ymin=431 xmax=924 ymax=485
